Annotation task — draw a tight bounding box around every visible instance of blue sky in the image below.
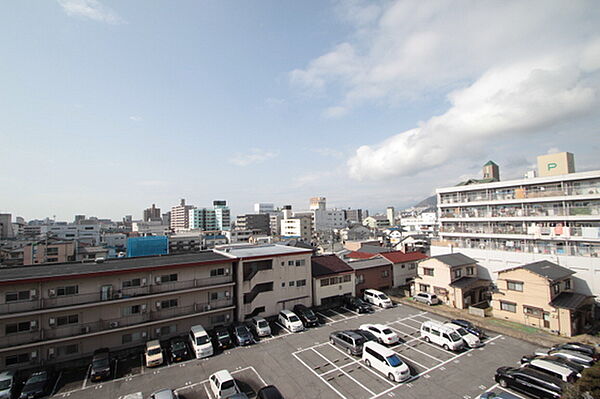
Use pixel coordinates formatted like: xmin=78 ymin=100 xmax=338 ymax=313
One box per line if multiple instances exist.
xmin=2 ymin=0 xmax=600 ymax=221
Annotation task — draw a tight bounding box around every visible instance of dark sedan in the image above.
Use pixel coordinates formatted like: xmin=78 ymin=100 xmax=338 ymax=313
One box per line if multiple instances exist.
xmin=211 ymin=326 xmax=234 ymax=350
xmin=231 ymin=324 xmax=255 ymax=346
xmin=90 ymin=348 xmax=111 ymax=382
xmin=257 ymin=385 xmax=284 ymax=399
xmin=293 ymin=304 xmax=319 ymax=328
xmin=450 ymin=319 xmax=485 ymax=339
xmin=19 ymin=370 xmax=53 ymax=399
xmin=344 ymin=297 xmax=373 ymax=313
xmin=168 ymin=336 xmax=190 ymax=363
xmin=494 ymin=366 xmax=562 ymax=399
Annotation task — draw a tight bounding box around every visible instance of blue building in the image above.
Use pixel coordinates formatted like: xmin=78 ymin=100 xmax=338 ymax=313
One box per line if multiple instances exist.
xmin=127 ymin=236 xmax=168 ymax=258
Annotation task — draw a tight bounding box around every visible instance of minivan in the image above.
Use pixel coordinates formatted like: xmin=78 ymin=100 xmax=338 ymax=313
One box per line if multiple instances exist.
xmin=444 ymin=322 xmax=482 ymax=348
xmin=145 ymin=340 xmax=164 ymax=367
xmin=278 ymin=309 xmax=304 ymax=333
xmin=209 ymin=370 xmax=240 ymax=398
xmin=362 ymin=341 xmax=411 ymax=382
xmin=414 ymin=292 xmax=439 ymax=306
xmin=363 ymin=289 xmax=393 ymax=308
xmin=523 ymin=359 xmax=579 ymax=382
xmin=330 ymin=330 xmax=366 ymax=356
xmin=189 ymin=325 xmax=214 ymax=359
xmin=420 ymin=320 xmax=464 ymax=351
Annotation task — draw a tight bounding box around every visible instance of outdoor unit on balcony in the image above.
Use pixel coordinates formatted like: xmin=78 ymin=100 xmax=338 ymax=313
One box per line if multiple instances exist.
xmin=30 ymin=289 xmax=38 ymax=299
xmin=155 ymin=301 xmax=161 ymax=309
xmin=141 ymin=331 xmax=147 ymax=339
xmin=109 ymin=321 xmax=120 ymax=328
xmin=47 ymin=348 xmax=55 ymax=359
xmin=141 ymin=304 xmax=147 ymax=313
xmin=48 ymin=289 xmax=56 ymax=297
xmin=225 ymin=291 xmax=230 ymax=297
xmin=30 ymin=350 xmax=37 ymax=359
xmin=81 ymin=326 xmax=91 ymax=334
xmin=155 ymin=276 xmax=162 ymax=284
xmin=48 ymin=318 xmax=56 ymax=326
xmin=224 ymin=269 xmax=230 ymax=275
xmin=30 ymin=320 xmax=38 ymax=330
xmin=155 ymin=328 xmax=161 ymax=336
xmin=204 ymin=304 xmax=211 ymax=312
xmin=141 ymin=278 xmax=147 ymax=286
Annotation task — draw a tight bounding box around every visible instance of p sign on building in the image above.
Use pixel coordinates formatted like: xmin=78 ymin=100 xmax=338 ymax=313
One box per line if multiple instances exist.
xmin=537 ymin=152 xmax=575 ymax=177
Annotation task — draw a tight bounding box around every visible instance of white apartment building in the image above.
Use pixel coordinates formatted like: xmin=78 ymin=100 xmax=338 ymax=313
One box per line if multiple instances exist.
xmin=401 ymin=212 xmax=437 ymax=237
xmin=433 ymin=153 xmax=600 ymax=296
xmin=254 ymin=203 xmax=275 ymax=214
xmin=170 ymin=199 xmax=194 ymax=232
xmin=313 ymin=209 xmax=346 ymax=231
xmin=41 ymin=224 xmax=100 ymax=246
xmin=281 ymin=217 xmax=312 ymax=242
xmin=132 ymin=221 xmax=170 ymax=236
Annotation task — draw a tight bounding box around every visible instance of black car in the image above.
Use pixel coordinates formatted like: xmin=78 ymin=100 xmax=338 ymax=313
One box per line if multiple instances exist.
xmin=19 ymin=370 xmax=53 ymax=399
xmin=450 ymin=319 xmax=485 ymax=339
xmin=257 ymin=385 xmax=284 ymax=399
xmin=231 ymin=324 xmax=255 ymax=346
xmin=293 ymin=304 xmax=319 ymax=328
xmin=90 ymin=348 xmax=112 ymax=382
xmin=521 ymin=355 xmax=585 ymax=374
xmin=344 ymin=297 xmax=373 ymax=313
xmin=168 ymin=336 xmax=190 ymax=363
xmin=351 ymin=329 xmax=378 ymax=342
xmin=211 ymin=326 xmax=234 ymax=350
xmin=551 ymin=342 xmax=599 ymax=361
xmin=494 ymin=366 xmax=562 ymax=399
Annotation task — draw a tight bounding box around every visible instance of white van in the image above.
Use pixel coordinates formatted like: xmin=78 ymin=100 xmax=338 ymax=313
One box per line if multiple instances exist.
xmin=278 ymin=309 xmax=304 ymax=333
xmin=444 ymin=322 xmax=482 ymax=348
xmin=189 ymin=325 xmax=214 ymax=359
xmin=362 ymin=341 xmax=411 ymax=382
xmin=209 ymin=370 xmax=240 ymax=398
xmin=525 ymin=358 xmax=579 ymax=383
xmin=420 ymin=320 xmax=464 ymax=351
xmin=363 ymin=289 xmax=393 ymax=308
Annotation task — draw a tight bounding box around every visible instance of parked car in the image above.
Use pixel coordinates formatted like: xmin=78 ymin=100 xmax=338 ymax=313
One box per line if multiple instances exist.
xmin=522 ymin=359 xmax=579 ymax=383
xmin=449 ymin=319 xmax=485 ymax=339
xmin=248 ymin=317 xmax=271 ymax=337
xmin=211 ymin=326 xmax=234 ymax=350
xmin=444 ymin=322 xmax=482 ymax=348
xmin=168 ymin=336 xmax=190 ymax=362
xmin=90 ymin=348 xmax=112 ymax=382
xmin=0 ymin=370 xmax=17 ymax=399
xmin=420 ymin=321 xmax=464 ymax=351
xmin=145 ymin=340 xmax=164 ymax=368
xmin=344 ymin=296 xmax=373 ymax=313
xmin=19 ymin=370 xmax=53 ymax=399
xmin=231 ymin=324 xmax=255 ymax=346
xmin=413 ymin=292 xmax=439 ymax=306
xmin=329 ymin=330 xmax=366 ymax=356
xmin=278 ymin=310 xmax=304 ymax=333
xmin=293 ymin=304 xmax=319 ymax=328
xmin=189 ymin=324 xmax=214 ymax=359
xmin=351 ymin=329 xmax=378 ymax=343
xmin=148 ymin=389 xmax=176 ymax=399
xmin=209 ymin=370 xmax=240 ymax=399
xmin=494 ymin=366 xmax=562 ymax=399
xmin=521 ymin=355 xmax=585 ymax=374
xmin=534 ymin=348 xmax=594 ymax=368
xmin=257 ymin=385 xmax=284 ymax=399
xmin=362 ymin=341 xmax=411 ymax=382
xmin=550 ymin=342 xmax=598 ymax=361
xmin=363 ymin=289 xmax=393 ymax=308
xmin=359 ymin=324 xmax=399 ymax=345
xmin=480 ymin=391 xmax=523 ymax=399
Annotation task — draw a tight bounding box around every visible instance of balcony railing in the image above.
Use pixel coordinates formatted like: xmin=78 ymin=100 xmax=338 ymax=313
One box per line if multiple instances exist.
xmin=437 ymin=238 xmax=600 ymax=257
xmin=441 ymin=206 xmax=600 ymax=218
xmin=440 ymin=225 xmax=600 ymax=239
xmin=0 ymin=275 xmax=233 ymax=316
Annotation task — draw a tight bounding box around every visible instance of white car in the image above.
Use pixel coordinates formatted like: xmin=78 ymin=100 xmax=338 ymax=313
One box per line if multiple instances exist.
xmin=362 ymin=341 xmax=411 ymax=382
xmin=145 ymin=340 xmax=164 ymax=367
xmin=444 ymin=322 xmax=482 ymax=348
xmin=359 ymin=324 xmax=399 ymax=345
xmin=209 ymin=370 xmax=240 ymax=398
xmin=249 ymin=317 xmax=271 ymax=337
xmin=278 ymin=309 xmax=304 ymax=333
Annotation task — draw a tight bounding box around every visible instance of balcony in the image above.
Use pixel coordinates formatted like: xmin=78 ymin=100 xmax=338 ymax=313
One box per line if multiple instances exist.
xmin=436 ymin=237 xmax=600 ymax=257
xmin=0 ymin=275 xmax=233 ymax=316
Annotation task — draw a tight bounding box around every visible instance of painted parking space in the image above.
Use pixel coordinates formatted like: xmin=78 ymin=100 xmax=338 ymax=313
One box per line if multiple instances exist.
xmin=174 ymin=366 xmax=266 ymax=399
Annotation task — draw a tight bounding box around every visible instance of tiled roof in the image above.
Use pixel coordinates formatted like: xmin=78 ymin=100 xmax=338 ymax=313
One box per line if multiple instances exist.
xmin=430 ymin=253 xmax=477 ymax=267
xmin=521 ymin=261 xmax=575 ymax=281
xmin=346 ymin=256 xmax=393 ymax=270
xmin=550 ymin=292 xmax=594 ymax=310
xmin=379 ymin=251 xmax=428 ymax=264
xmin=356 ymin=245 xmax=394 ymax=254
xmin=311 ymin=254 xmax=353 ymax=277
xmin=346 ymin=251 xmax=375 ymax=260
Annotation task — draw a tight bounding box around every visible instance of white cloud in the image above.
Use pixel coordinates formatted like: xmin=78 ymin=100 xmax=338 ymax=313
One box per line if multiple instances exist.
xmin=547 ymin=147 xmax=561 ymax=155
xmin=322 ymin=106 xmax=348 ymax=119
xmin=57 ymin=0 xmax=124 ymax=24
xmin=229 ymin=148 xmax=278 ymax=167
xmin=129 ymin=116 xmax=142 ymax=122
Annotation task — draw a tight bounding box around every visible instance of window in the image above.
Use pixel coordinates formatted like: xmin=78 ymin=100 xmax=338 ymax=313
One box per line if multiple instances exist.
xmin=343 ymin=274 xmax=351 ymax=283
xmin=122 ymin=278 xmax=141 ymax=288
xmin=552 ymin=283 xmax=560 ymax=295
xmin=454 ymin=269 xmax=462 ymax=278
xmin=210 ymin=291 xmax=227 ymax=300
xmin=281 ymin=282 xmax=286 ymax=287
xmin=123 ymin=305 xmax=141 ymax=316
xmin=356 ymin=275 xmax=365 ymax=284
xmin=419 ymin=284 xmax=430 ymax=292
xmin=56 ymin=314 xmax=79 ymax=326
xmin=211 ymin=314 xmax=226 ymax=324
xmin=160 ymin=274 xmax=178 ymax=283
xmin=5 ymin=352 xmax=30 ymax=366
xmin=524 ymin=306 xmax=543 ymax=318
xmin=57 ymin=344 xmax=78 ymax=356
xmin=409 ymin=263 xmax=416 ymax=270
xmin=289 ymin=281 xmax=295 ymax=287
xmin=382 ymin=270 xmax=389 ymax=278
xmin=295 ymin=259 xmax=306 ymax=266
xmin=160 ymin=299 xmax=178 ymax=309
xmin=5 ymin=290 xmax=31 ymax=302
xmin=320 ymin=279 xmax=330 ymax=287
xmin=423 ymin=268 xmax=434 ymax=276
xmin=466 ymin=267 xmax=474 ymax=276
xmin=210 ymin=268 xmax=225 ymax=277
xmin=296 ymin=279 xmax=306 ymax=287
xmin=507 ymin=281 xmax=523 ymax=292
xmin=500 ymin=301 xmax=517 ymax=312
xmin=46 ymin=247 xmax=59 ymax=256
xmin=159 ymin=325 xmax=176 ymax=335
xmin=288 ymin=260 xmax=294 ymax=266
xmin=56 ymin=285 xmax=79 ymax=296
xmin=5 ymin=321 xmax=32 ymax=335
xmin=122 ymin=332 xmax=143 ymax=344
xmin=564 ymin=279 xmax=571 ymax=290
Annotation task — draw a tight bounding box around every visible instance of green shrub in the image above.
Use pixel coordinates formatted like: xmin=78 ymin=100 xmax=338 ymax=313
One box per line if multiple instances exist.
xmin=563 ymin=362 xmax=600 ymax=399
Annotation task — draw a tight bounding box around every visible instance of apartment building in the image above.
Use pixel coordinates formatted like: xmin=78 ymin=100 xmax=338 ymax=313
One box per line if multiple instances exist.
xmin=235 ymin=214 xmax=270 ymax=235
xmin=216 ymin=244 xmax=312 ymax=321
xmin=170 ymin=199 xmax=194 ymax=231
xmin=143 ymin=204 xmax=162 ymax=222
xmin=0 ymin=252 xmax=235 ymax=369
xmin=492 ymin=260 xmax=595 ymax=337
xmin=23 ymin=241 xmax=76 ymax=265
xmin=41 ymin=224 xmax=100 ymax=246
xmin=433 ymin=153 xmax=600 ymax=296
xmin=362 ymin=216 xmax=391 ymax=229
xmin=311 ymin=255 xmax=355 ymax=307
xmin=281 ymin=216 xmax=313 ymax=242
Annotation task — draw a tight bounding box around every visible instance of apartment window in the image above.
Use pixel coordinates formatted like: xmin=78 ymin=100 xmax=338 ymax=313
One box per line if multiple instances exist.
xmin=320 ymin=279 xmax=330 ymax=287
xmin=507 ymin=281 xmax=523 ymax=292
xmin=57 ymin=344 xmax=78 ymax=357
xmin=382 ymin=270 xmax=390 ymax=278
xmin=289 ymin=281 xmax=295 ymax=287
xmin=343 ymin=275 xmax=351 ymax=283
xmin=211 ymin=314 xmax=226 ymax=324
xmin=160 ymin=274 xmax=178 ymax=283
xmin=210 ymin=268 xmax=225 ymax=277
xmin=524 ymin=306 xmax=543 ymax=318
xmin=295 ymin=259 xmax=306 ymax=266
xmin=288 ymin=261 xmax=294 ymax=266
xmin=122 ymin=332 xmax=143 ymax=344
xmin=281 ymin=281 xmax=286 ymax=288
xmin=409 ymin=263 xmax=416 ymax=270
xmin=5 ymin=321 xmax=32 ymax=335
xmin=56 ymin=285 xmax=79 ymax=296
xmin=160 ymin=299 xmax=178 ymax=309
xmin=47 ymin=258 xmax=58 ymax=263
xmin=356 ymin=275 xmax=365 ymax=284
xmin=5 ymin=290 xmax=31 ymax=302
xmin=5 ymin=352 xmax=30 ymax=366
xmin=159 ymin=325 xmax=176 ymax=336
xmin=210 ymin=291 xmax=227 ymax=301
xmin=56 ymin=314 xmax=79 ymax=326
xmin=123 ymin=305 xmax=141 ymax=316
xmin=500 ymin=301 xmax=517 ymax=313
xmin=564 ymin=279 xmax=571 ymax=290
xmin=122 ymin=278 xmax=141 ymax=288
xmin=466 ymin=267 xmax=474 ymax=276
xmin=46 ymin=247 xmax=59 ymax=256
xmin=423 ymin=268 xmax=434 ymax=276
xmin=419 ymin=284 xmax=430 ymax=292
xmin=552 ymin=283 xmax=560 ymax=295
xmin=296 ymin=279 xmax=306 ymax=287
xmin=454 ymin=269 xmax=462 ymax=279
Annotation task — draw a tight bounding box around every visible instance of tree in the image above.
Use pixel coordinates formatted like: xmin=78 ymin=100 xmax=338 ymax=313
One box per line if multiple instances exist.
xmin=563 ymin=362 xmax=600 ymax=399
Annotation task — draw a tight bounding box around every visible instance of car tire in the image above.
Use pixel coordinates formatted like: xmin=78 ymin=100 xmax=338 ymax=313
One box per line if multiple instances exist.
xmin=365 ymin=359 xmax=371 ymax=367
xmin=330 ymin=338 xmax=335 ymax=345
xmin=443 ymin=344 xmax=449 ymax=351
xmin=388 ymin=373 xmax=395 ymax=382
xmin=499 ymin=379 xmax=508 ymax=388
xmin=346 ymin=347 xmax=352 ymax=355
xmin=424 ymin=336 xmax=430 ymax=343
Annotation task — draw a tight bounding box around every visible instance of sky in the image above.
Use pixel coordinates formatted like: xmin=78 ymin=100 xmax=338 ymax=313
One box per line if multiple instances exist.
xmin=1 ymin=0 xmax=600 ymax=221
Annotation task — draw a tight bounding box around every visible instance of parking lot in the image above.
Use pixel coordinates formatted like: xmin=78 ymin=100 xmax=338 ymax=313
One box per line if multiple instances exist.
xmin=50 ymin=303 xmax=537 ymax=399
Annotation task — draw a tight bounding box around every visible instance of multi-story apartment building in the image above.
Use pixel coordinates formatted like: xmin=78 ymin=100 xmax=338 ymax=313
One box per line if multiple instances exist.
xmin=143 ymin=204 xmax=162 ymax=222
xmin=0 ymin=214 xmax=14 ymax=239
xmin=132 ymin=221 xmax=170 ymax=236
xmin=235 ymin=214 xmax=270 ymax=235
xmin=0 ymin=252 xmax=235 ymax=369
xmin=213 ymin=200 xmax=231 ymax=231
xmin=362 ymin=215 xmax=391 ymax=229
xmin=22 ymin=241 xmax=76 ymax=265
xmin=254 ymin=203 xmax=275 ymax=214
xmin=216 ymin=244 xmax=312 ymax=321
xmin=433 ymin=152 xmax=600 ymax=295
xmin=41 ymin=224 xmax=100 ymax=246
xmin=189 ymin=208 xmax=218 ymax=231
xmin=170 ymin=199 xmax=194 ymax=232
xmin=281 ymin=217 xmax=313 ymax=242
xmin=343 ymin=209 xmax=366 ymax=224
xmin=400 ymin=212 xmax=437 ymax=237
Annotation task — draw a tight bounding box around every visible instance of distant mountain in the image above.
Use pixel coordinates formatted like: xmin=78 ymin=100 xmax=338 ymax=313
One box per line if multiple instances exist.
xmin=414 ymin=195 xmax=437 ymax=209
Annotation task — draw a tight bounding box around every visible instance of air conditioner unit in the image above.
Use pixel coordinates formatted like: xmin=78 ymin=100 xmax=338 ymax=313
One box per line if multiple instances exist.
xmin=141 ymin=304 xmax=147 ymax=313
xmin=109 ymin=321 xmax=120 ymax=328
xmin=204 ymin=305 xmax=211 ymax=312
xmin=81 ymin=326 xmax=91 ymax=334
xmin=155 ymin=301 xmax=161 ymax=309
xmin=155 ymin=276 xmax=162 ymax=284
xmin=225 ymin=292 xmax=230 ymax=297
xmin=225 ymin=314 xmax=230 ymax=320
xmin=30 ymin=350 xmax=38 ymax=359
xmin=141 ymin=278 xmax=147 ymax=286
xmin=48 ymin=348 xmax=55 ymax=358
xmin=141 ymin=331 xmax=147 ymax=339
xmin=48 ymin=289 xmax=56 ymax=297
xmin=48 ymin=318 xmax=56 ymax=326
xmin=155 ymin=328 xmax=161 ymax=336
xmin=224 ymin=269 xmax=230 ymax=275
xmin=30 ymin=320 xmax=38 ymax=330
xmin=30 ymin=289 xmax=38 ymax=299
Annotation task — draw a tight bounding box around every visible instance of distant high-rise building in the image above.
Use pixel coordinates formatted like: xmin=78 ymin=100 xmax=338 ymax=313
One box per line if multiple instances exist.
xmin=310 ymin=197 xmax=326 ymax=211
xmin=254 ymin=203 xmax=275 ymax=214
xmin=0 ymin=214 xmax=14 ymax=239
xmin=189 ymin=208 xmax=217 ymax=230
xmin=170 ymin=199 xmax=194 ymax=231
xmin=213 ymin=200 xmax=231 ymax=231
xmin=143 ymin=204 xmax=162 ymax=222
xmin=235 ymin=213 xmax=270 ymax=235
xmin=74 ymin=215 xmax=86 ymax=224
xmin=161 ymin=212 xmax=171 ymax=227
xmin=344 ymin=209 xmax=365 ymax=224
xmin=386 ymin=207 xmax=396 ymax=226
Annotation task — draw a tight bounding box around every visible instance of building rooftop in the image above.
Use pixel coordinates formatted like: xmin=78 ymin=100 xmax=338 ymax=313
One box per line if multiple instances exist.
xmin=214 ymin=244 xmax=312 ymax=258
xmin=379 ymin=251 xmax=428 ymax=263
xmin=449 ymin=276 xmax=490 ymax=289
xmin=550 ymin=292 xmax=594 ymax=310
xmin=356 ymin=245 xmax=394 ymax=254
xmin=346 ymin=256 xmax=393 ymax=270
xmin=519 ymin=260 xmax=575 ymax=281
xmin=0 ymin=251 xmax=232 ymax=284
xmin=311 ymin=254 xmax=353 ymax=277
xmin=430 ymin=253 xmax=477 ymax=267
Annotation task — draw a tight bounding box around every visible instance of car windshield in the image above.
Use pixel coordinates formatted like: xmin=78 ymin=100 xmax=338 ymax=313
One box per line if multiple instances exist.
xmin=257 ymin=321 xmax=268 ymax=328
xmin=289 ymin=315 xmax=300 ymax=322
xmin=27 ymin=373 xmax=47 ymax=384
xmin=378 ymin=294 xmax=388 ymax=300
xmin=196 ymin=336 xmax=210 ymax=345
xmin=93 ymin=358 xmax=109 ymax=368
xmin=172 ymin=341 xmax=186 ymax=350
xmin=0 ymin=379 xmax=11 ymax=389
xmin=382 ymin=328 xmax=394 ymax=335
xmin=304 ymin=309 xmax=315 ymax=317
xmin=456 ymin=328 xmax=469 ymax=336
xmin=148 ymin=348 xmax=162 ymax=355
xmin=449 ymin=332 xmax=461 ymax=341
xmin=221 ymin=380 xmax=235 ymax=390
xmin=386 ymin=355 xmax=404 ymax=367
xmin=217 ymin=330 xmax=229 ymax=338
xmin=236 ymin=326 xmax=249 ymax=335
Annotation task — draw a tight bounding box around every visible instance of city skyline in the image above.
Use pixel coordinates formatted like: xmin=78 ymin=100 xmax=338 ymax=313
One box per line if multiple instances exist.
xmin=2 ymin=0 xmax=600 ymax=220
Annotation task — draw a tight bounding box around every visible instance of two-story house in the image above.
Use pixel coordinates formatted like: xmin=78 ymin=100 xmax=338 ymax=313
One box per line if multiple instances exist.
xmin=413 ymin=253 xmax=490 ymax=308
xmin=311 ymin=255 xmax=355 ymax=307
xmin=492 ymin=260 xmax=595 ymax=336
xmin=347 ymin=256 xmax=394 ymax=295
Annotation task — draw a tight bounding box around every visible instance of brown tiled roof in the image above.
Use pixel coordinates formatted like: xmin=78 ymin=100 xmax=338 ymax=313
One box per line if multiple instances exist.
xmin=311 ymin=254 xmax=353 ymax=277
xmin=379 ymin=251 xmax=428 ymax=263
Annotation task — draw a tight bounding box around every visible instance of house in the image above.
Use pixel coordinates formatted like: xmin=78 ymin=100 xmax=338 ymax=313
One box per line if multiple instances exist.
xmin=347 ymin=256 xmax=394 ymax=294
xmin=377 ymin=251 xmax=428 ymax=287
xmin=362 ymin=216 xmax=391 ymax=229
xmin=413 ymin=253 xmax=490 ymax=309
xmin=492 ymin=260 xmax=595 ymax=337
xmin=311 ymin=255 xmax=355 ymax=307
xmin=343 ymin=240 xmax=381 ymax=252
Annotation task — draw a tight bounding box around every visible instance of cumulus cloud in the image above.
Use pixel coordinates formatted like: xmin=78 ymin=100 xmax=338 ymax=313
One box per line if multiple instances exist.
xmin=57 ymin=0 xmax=124 ymax=24
xmin=229 ymin=148 xmax=278 ymax=167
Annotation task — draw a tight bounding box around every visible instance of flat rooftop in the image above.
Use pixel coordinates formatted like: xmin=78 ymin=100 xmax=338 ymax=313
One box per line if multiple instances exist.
xmin=0 ymin=251 xmax=232 ymax=284
xmin=215 ymin=244 xmax=312 ymax=258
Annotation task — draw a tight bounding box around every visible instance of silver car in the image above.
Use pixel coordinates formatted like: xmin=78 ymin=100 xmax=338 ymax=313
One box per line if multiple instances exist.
xmin=534 ymin=348 xmax=594 ymax=368
xmin=249 ymin=317 xmax=271 ymax=337
xmin=148 ymin=389 xmax=176 ymax=399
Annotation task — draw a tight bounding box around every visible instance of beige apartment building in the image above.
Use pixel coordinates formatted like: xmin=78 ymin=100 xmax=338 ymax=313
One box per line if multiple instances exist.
xmin=22 ymin=240 xmax=76 ymax=265
xmin=0 ymin=252 xmax=235 ymax=369
xmin=492 ymin=260 xmax=595 ymax=337
xmin=216 ymin=244 xmax=313 ymax=320
xmin=413 ymin=253 xmax=490 ymax=309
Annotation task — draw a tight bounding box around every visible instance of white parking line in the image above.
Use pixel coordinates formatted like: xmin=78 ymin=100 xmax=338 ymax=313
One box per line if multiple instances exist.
xmin=340 ymin=306 xmax=360 ymax=316
xmin=174 ymin=366 xmax=261 ymax=393
xmin=203 ymin=383 xmax=214 ymax=399
xmin=328 ymin=308 xmax=349 ymax=319
xmin=317 ymin=312 xmax=336 ymax=322
xmin=395 ymin=342 xmax=443 ymax=363
xmin=292 ymin=352 xmax=346 ymax=399
xmin=311 ymin=348 xmax=376 ymax=396
xmin=81 ymin=364 xmax=91 ymax=389
xmin=326 ymin=343 xmax=395 ymax=387
xmin=51 ymin=371 xmax=62 ymax=396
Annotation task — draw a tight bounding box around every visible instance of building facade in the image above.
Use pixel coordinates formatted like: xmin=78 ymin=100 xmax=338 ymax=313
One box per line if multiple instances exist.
xmin=235 ymin=214 xmax=270 ymax=235
xmin=22 ymin=241 xmax=76 ymax=265
xmin=311 ymin=255 xmax=355 ymax=307
xmin=347 ymin=257 xmax=394 ymax=294
xmin=170 ymin=199 xmax=194 ymax=232
xmin=281 ymin=217 xmax=312 ymax=242
xmin=143 ymin=204 xmax=162 ymax=222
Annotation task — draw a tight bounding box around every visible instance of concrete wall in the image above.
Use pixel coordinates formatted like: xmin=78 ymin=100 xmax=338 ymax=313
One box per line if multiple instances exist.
xmin=312 ymin=273 xmax=355 ymax=307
